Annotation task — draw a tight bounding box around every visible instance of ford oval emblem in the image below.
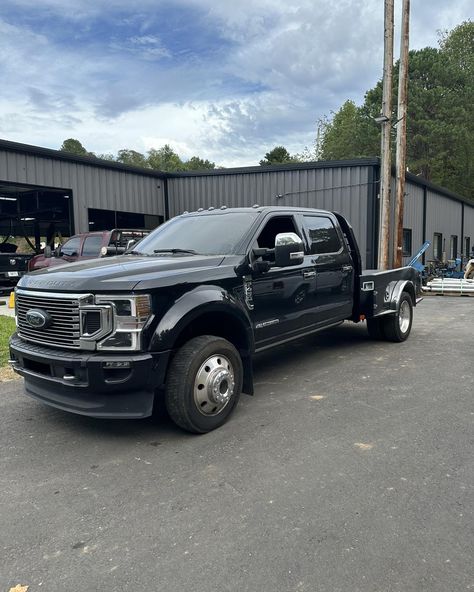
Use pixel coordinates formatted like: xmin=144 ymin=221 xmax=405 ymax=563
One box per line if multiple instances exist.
xmin=26 ymin=309 xmax=52 ymax=329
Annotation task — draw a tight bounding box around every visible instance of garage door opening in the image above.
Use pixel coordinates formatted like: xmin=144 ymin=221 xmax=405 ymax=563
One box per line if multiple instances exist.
xmin=0 ymin=181 xmax=73 ymax=256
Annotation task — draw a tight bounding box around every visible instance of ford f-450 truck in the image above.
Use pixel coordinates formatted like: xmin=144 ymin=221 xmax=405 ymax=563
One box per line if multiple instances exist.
xmin=9 ymin=207 xmax=419 ymax=433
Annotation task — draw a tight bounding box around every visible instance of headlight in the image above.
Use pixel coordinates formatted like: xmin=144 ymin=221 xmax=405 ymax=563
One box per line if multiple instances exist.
xmin=95 ymin=294 xmax=152 ymax=351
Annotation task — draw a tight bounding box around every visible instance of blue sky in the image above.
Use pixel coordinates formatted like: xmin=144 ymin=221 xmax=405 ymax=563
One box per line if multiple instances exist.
xmin=0 ymin=0 xmax=472 ymax=166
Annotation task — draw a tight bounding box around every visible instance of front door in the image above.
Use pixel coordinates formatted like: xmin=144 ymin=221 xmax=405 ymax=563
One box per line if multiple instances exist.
xmin=248 ymin=213 xmax=318 ymax=349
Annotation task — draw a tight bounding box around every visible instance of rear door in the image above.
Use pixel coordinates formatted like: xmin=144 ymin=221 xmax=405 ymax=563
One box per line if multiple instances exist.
xmin=301 ymin=214 xmax=354 ymax=324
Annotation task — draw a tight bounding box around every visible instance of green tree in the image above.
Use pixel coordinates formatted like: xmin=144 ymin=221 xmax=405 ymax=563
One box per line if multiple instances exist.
xmin=317 ymin=20 xmax=474 ymax=197
xmin=116 ymin=149 xmax=148 ymax=168
xmin=60 ymin=138 xmax=91 ymax=156
xmin=319 ymin=100 xmax=379 ymax=160
xmin=146 ymin=144 xmax=185 ymax=172
xmin=259 ymin=146 xmax=299 ymax=166
xmin=184 ymin=156 xmax=216 ymax=171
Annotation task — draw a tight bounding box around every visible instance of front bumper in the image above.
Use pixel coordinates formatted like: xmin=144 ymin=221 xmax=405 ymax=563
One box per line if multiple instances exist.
xmin=9 ymin=333 xmax=170 ymax=419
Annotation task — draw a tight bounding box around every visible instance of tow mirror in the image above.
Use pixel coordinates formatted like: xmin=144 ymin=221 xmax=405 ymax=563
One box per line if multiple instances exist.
xmin=274 ymin=232 xmax=304 ymax=267
xmin=44 ymin=246 xmax=52 ymax=258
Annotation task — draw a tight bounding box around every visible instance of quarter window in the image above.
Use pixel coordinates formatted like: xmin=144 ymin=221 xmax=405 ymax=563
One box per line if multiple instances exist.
xmin=303 ymin=216 xmax=341 ymax=254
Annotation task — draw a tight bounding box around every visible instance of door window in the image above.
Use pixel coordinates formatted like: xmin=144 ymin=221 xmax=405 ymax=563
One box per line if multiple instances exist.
xmin=255 ymin=216 xmax=299 ymax=250
xmin=303 ymin=216 xmax=341 ymax=254
xmin=82 ymin=235 xmax=103 ymax=257
xmin=59 ymin=237 xmax=81 ymax=257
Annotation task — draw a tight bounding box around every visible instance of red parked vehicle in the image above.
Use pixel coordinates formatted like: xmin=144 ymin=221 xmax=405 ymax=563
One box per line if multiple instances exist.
xmin=28 ymin=229 xmax=149 ymax=272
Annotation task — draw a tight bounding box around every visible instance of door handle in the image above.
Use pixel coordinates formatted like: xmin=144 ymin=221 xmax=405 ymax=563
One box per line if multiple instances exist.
xmin=302 ymin=270 xmax=316 ymax=279
xmin=341 ymin=265 xmax=353 ymax=272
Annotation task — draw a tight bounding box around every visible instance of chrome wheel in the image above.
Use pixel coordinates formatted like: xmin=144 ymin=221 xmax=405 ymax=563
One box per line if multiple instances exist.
xmin=398 ymin=299 xmax=411 ymax=333
xmin=194 ymin=354 xmax=235 ymax=416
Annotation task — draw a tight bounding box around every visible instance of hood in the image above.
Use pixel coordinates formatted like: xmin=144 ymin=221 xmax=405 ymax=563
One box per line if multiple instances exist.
xmin=17 ymin=254 xmax=226 ymax=292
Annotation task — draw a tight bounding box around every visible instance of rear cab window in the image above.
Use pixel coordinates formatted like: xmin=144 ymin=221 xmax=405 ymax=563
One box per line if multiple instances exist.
xmin=302 ymin=216 xmax=342 ymax=254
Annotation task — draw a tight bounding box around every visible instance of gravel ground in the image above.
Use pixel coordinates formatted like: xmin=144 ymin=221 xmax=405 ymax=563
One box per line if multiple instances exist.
xmin=1 ymin=297 xmax=473 ymax=592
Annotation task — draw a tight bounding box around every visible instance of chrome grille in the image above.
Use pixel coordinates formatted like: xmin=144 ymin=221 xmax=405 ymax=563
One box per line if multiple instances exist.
xmin=16 ymin=290 xmax=85 ymax=349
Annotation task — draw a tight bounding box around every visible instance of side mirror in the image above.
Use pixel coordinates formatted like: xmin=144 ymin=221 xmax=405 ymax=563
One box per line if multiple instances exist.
xmin=44 ymin=246 xmax=52 ymax=258
xmin=274 ymin=232 xmax=304 ymax=267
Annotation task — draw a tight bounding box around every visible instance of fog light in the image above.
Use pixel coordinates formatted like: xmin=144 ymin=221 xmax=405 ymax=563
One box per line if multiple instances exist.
xmin=103 ymin=361 xmax=131 ymax=369
xmin=101 ymin=333 xmax=133 ymax=348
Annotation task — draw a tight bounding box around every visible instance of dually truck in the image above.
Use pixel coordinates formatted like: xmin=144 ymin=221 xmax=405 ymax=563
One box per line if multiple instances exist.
xmin=9 ymin=207 xmax=419 ymax=433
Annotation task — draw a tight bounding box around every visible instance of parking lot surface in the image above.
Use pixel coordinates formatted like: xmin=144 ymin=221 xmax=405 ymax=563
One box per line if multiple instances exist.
xmin=1 ymin=297 xmax=473 ymax=592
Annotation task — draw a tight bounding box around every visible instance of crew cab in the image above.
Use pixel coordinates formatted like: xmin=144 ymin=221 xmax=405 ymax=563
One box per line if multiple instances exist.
xmin=28 ymin=228 xmax=150 ymax=271
xmin=10 ymin=207 xmax=420 ymax=433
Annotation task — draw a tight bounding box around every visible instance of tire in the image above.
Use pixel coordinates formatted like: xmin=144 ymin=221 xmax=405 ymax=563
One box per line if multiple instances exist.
xmin=382 ymin=292 xmax=413 ymax=342
xmin=367 ymin=317 xmax=385 ymax=340
xmin=165 ymin=335 xmax=243 ymax=434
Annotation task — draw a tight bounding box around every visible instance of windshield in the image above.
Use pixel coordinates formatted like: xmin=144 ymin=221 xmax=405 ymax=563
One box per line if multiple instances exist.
xmin=130 ymin=212 xmax=259 ymax=256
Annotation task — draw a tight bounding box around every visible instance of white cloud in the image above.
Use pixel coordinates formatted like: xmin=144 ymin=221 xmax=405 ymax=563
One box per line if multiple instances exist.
xmin=0 ymin=1 xmax=472 ymax=166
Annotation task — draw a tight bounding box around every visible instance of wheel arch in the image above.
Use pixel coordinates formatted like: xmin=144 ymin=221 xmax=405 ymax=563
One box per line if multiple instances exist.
xmin=386 ymin=280 xmax=416 ymax=311
xmin=150 ymin=286 xmax=255 ymax=394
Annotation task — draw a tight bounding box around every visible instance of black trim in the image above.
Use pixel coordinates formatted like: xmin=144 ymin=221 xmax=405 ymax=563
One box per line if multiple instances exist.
xmin=422 ymin=186 xmax=427 ymax=265
xmin=373 ymin=162 xmax=381 ymax=269
xmin=168 ymin=158 xmax=380 ymax=177
xmin=366 ymin=164 xmax=378 ymax=269
xmin=1 ymin=138 xmax=472 ymax=207
xmin=163 ymin=177 xmax=170 ymax=221
xmin=0 ymin=138 xmax=166 ymax=179
xmin=405 ymin=170 xmax=473 ymax=207
xmin=461 ymin=203 xmax=465 ymax=256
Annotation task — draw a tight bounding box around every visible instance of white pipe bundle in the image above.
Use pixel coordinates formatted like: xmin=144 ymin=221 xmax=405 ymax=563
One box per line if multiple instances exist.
xmin=423 ymin=278 xmax=474 ymax=295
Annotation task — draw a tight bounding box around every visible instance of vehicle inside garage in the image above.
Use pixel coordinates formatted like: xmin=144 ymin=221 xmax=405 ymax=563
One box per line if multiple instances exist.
xmin=0 ymin=181 xmax=73 ymax=254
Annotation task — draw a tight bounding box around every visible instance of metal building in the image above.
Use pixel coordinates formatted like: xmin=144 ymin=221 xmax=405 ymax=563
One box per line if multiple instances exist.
xmin=1 ymin=138 xmax=473 ymax=268
xmin=0 ymin=139 xmax=165 ymax=251
xmin=169 ymin=160 xmax=474 ymax=268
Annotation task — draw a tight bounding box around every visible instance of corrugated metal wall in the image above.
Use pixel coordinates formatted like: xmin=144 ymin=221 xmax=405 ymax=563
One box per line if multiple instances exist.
xmin=0 ymin=148 xmax=165 ymax=233
xmin=425 ymin=190 xmax=463 ymax=261
xmin=168 ymin=164 xmax=376 ymax=267
xmin=464 ymin=205 xmax=474 ymax=255
xmin=401 ymin=180 xmax=425 ymax=265
xmin=2 ymin=141 xmax=474 ymax=266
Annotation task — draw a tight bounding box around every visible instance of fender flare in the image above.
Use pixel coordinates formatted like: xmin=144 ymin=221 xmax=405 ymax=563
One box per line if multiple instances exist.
xmin=149 ymin=285 xmax=254 ymax=353
xmin=385 ymin=280 xmax=416 ymax=312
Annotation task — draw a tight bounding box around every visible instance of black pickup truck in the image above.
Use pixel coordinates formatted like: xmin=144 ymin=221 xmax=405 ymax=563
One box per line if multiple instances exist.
xmin=0 ymin=248 xmax=33 ymax=293
xmin=10 ymin=207 xmax=419 ymax=433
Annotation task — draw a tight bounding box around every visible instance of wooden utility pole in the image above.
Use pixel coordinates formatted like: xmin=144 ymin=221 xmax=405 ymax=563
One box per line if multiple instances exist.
xmin=394 ymin=0 xmax=410 ymax=267
xmin=377 ymin=0 xmax=394 ymax=270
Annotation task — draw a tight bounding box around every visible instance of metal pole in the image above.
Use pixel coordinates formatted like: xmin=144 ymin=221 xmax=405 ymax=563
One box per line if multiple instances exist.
xmin=377 ymin=0 xmax=394 ymax=270
xmin=394 ymin=0 xmax=410 ymax=268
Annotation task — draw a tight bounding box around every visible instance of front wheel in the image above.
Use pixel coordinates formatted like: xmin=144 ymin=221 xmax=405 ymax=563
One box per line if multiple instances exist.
xmin=382 ymin=292 xmax=413 ymax=342
xmin=165 ymin=335 xmax=243 ymax=433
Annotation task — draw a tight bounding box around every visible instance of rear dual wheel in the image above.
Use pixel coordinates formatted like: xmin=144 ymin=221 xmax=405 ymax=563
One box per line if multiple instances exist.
xmin=165 ymin=335 xmax=243 ymax=434
xmin=367 ymin=292 xmax=413 ymax=342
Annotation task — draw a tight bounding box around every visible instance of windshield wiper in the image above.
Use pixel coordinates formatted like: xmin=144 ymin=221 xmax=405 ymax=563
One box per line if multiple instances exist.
xmin=153 ymin=248 xmax=198 ymax=255
xmin=127 ymin=250 xmax=146 ymax=256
